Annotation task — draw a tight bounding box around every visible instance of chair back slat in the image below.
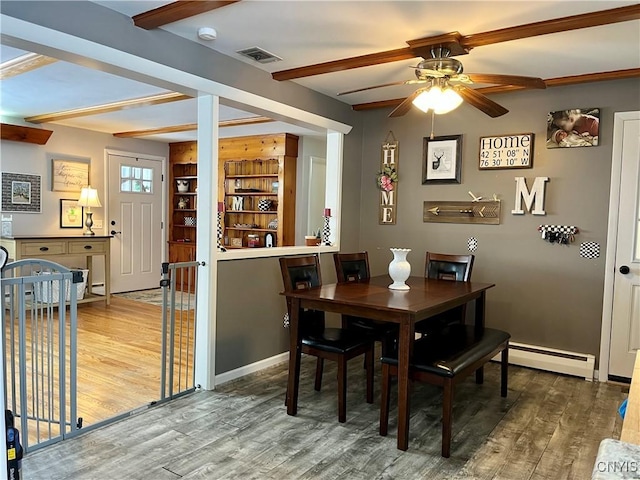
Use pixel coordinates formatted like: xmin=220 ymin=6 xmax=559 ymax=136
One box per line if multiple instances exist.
xmin=280 ymin=255 xmax=322 ymax=292
xmin=334 ymin=252 xmax=370 ymax=283
xmin=279 ymin=255 xmax=324 ymax=332
xmin=425 ymin=252 xmax=474 ymax=282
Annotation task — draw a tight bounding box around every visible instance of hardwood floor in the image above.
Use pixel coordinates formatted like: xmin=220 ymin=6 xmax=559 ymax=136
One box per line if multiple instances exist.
xmin=22 ymin=353 xmax=626 ymax=479
xmin=5 ymin=296 xmax=194 ymax=446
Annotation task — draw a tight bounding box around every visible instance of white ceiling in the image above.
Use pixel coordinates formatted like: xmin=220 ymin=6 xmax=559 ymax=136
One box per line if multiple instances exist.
xmin=2 ymin=1 xmax=639 ymax=143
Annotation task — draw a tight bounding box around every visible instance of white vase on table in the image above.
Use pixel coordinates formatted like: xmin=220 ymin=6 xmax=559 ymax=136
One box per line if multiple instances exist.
xmin=388 ymin=248 xmax=411 ymax=290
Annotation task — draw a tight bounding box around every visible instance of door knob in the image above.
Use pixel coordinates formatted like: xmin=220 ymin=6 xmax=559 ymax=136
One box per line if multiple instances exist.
xmin=110 ymin=230 xmax=122 ymax=235
xmin=619 ymin=265 xmax=630 ymax=274
xmin=111 ymin=220 xmax=116 ymax=226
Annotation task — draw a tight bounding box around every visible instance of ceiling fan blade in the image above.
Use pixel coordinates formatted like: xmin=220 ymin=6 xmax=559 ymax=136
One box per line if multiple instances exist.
xmin=466 ymin=73 xmax=546 ymax=89
xmin=388 ymin=89 xmax=425 ymax=118
xmin=457 ymin=86 xmax=509 ymax=118
xmin=337 ymin=80 xmax=425 ymax=96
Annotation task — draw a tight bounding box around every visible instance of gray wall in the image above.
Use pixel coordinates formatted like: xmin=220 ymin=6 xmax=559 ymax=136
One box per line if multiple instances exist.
xmin=216 ymin=253 xmax=339 ymax=374
xmin=357 ymin=79 xmax=640 ymax=361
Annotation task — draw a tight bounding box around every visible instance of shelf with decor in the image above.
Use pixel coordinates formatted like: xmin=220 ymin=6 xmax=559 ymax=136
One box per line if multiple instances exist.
xmin=169 ymin=133 xmax=297 ymax=255
xmin=219 ymin=135 xmax=297 ymax=249
xmin=168 ymin=142 xmax=198 ymax=292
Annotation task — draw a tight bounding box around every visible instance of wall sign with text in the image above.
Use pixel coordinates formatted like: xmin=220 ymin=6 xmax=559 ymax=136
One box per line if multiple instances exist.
xmin=378 ymin=132 xmax=398 ymax=225
xmin=479 ymin=133 xmax=534 ymax=169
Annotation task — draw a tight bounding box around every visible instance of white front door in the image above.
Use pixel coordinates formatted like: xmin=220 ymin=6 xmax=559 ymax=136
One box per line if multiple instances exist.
xmin=108 ymin=153 xmax=164 ymax=293
xmin=609 ymin=113 xmax=640 ymax=378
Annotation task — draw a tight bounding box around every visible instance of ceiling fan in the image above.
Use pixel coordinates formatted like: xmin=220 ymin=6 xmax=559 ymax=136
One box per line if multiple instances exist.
xmin=338 ymin=46 xmax=546 ymax=118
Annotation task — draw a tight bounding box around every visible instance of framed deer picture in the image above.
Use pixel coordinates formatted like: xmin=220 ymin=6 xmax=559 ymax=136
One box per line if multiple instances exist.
xmin=422 ymin=135 xmax=462 ymax=184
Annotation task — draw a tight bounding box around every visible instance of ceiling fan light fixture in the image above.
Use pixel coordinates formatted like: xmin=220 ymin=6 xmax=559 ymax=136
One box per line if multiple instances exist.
xmin=412 ymin=86 xmax=463 ymax=114
xmin=434 ymin=87 xmax=463 ymax=114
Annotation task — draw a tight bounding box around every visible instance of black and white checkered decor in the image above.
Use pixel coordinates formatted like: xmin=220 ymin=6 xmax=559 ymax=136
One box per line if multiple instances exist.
xmin=322 ymin=216 xmax=331 ymax=246
xmin=467 ymin=237 xmax=478 ymax=252
xmin=579 ymin=242 xmax=600 ymax=259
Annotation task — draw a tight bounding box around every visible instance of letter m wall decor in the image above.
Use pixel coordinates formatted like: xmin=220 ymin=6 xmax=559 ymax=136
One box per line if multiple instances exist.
xmin=512 ymin=177 xmax=549 ymax=215
xmin=378 ymin=132 xmax=399 ymax=225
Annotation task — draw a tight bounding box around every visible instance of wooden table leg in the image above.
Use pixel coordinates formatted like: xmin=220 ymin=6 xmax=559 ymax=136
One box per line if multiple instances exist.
xmin=286 ymin=298 xmax=302 ymax=416
xmin=475 ymin=290 xmax=486 ymax=332
xmin=397 ymin=316 xmax=413 ymax=450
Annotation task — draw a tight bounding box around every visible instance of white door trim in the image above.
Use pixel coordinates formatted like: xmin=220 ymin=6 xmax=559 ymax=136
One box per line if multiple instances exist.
xmin=599 ymin=110 xmax=640 ymax=381
xmin=104 ymin=149 xmax=168 ymax=263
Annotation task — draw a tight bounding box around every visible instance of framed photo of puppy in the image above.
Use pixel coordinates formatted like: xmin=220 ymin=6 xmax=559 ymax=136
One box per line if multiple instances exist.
xmin=547 ymin=108 xmax=599 ymax=148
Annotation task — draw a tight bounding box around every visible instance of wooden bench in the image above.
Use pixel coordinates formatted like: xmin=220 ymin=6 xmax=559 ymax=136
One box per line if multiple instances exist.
xmin=621 ymin=350 xmax=640 ymax=445
xmin=591 ymin=351 xmax=640 ymax=479
xmin=380 ymin=324 xmax=510 ymax=457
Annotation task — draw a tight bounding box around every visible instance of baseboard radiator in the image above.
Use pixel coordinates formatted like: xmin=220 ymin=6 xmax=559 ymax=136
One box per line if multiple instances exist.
xmin=494 ymin=342 xmax=595 ymax=381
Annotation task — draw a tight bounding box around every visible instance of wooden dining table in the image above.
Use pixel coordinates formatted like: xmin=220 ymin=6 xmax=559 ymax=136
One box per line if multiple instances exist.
xmin=282 ymin=274 xmax=495 ymax=451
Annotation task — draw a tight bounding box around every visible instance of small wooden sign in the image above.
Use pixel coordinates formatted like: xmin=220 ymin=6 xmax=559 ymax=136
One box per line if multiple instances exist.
xmin=423 ymin=200 xmax=501 ymax=225
xmin=479 ymin=133 xmax=534 ymax=169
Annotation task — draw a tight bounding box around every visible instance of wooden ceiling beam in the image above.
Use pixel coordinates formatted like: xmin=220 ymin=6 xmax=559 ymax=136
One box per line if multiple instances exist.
xmin=25 ymin=92 xmax=191 ymax=124
xmin=1 ymin=123 xmax=53 ymax=145
xmin=462 ymin=4 xmax=640 ymax=48
xmin=0 ymin=53 xmax=57 ymax=80
xmin=351 ymin=68 xmax=640 ymax=111
xmin=113 ymin=116 xmax=274 ymax=138
xmin=133 ymin=0 xmax=239 ymax=30
xmin=272 ymin=47 xmax=415 ymax=81
xmin=272 ymin=5 xmax=640 ymax=81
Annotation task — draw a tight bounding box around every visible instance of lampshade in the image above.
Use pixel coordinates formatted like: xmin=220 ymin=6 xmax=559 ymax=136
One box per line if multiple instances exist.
xmin=412 ymin=85 xmax=463 ymax=115
xmin=77 ymin=186 xmax=102 ymax=208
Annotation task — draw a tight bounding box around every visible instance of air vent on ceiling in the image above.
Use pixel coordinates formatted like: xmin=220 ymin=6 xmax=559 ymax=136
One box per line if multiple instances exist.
xmin=236 ymin=47 xmax=282 ymax=64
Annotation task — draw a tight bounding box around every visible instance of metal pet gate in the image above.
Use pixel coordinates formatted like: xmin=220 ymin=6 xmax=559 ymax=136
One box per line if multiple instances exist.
xmin=1 ymin=259 xmax=81 ymax=452
xmin=159 ymin=260 xmax=201 ymax=401
xmin=2 ymin=258 xmax=200 ymax=453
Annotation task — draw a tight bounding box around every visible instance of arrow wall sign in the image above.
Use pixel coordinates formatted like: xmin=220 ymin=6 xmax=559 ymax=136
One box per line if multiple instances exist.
xmin=423 ymin=200 xmax=501 ymax=225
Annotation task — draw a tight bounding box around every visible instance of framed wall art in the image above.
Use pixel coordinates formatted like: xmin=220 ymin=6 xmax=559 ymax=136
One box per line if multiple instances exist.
xmin=422 ymin=135 xmax=462 ymax=184
xmin=1 ymin=172 xmax=42 ymax=213
xmin=51 ymin=156 xmax=90 ymax=192
xmin=479 ymin=133 xmax=534 ymax=169
xmin=60 ymin=199 xmax=84 ymax=228
xmin=546 ymin=108 xmax=599 ymax=148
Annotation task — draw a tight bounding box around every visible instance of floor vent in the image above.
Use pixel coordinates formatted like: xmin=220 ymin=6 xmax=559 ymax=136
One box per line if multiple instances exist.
xmin=494 ymin=342 xmax=595 ymax=381
xmin=236 ymin=46 xmax=282 ymax=64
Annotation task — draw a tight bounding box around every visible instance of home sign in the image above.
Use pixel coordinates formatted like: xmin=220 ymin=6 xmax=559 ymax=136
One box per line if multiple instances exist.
xmin=479 ymin=133 xmax=534 ymax=169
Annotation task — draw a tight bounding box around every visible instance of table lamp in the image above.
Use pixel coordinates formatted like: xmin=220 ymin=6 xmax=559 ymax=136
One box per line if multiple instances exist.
xmin=77 ymin=186 xmax=102 ymax=236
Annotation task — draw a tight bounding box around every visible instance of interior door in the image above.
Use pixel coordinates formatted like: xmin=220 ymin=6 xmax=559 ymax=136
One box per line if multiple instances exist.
xmin=609 ymin=115 xmax=640 ymax=378
xmin=108 ymin=153 xmax=164 ymax=293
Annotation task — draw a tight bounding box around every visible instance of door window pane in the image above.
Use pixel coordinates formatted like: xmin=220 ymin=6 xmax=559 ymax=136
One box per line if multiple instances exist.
xmin=120 ymin=165 xmax=153 ymax=194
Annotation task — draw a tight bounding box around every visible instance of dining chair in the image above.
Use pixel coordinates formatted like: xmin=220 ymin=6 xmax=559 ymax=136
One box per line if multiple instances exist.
xmin=333 ymin=252 xmax=398 ymax=342
xmin=415 ymin=252 xmax=475 ymax=336
xmin=279 ymin=254 xmax=374 ymax=423
xmin=379 ymin=323 xmax=510 ymax=457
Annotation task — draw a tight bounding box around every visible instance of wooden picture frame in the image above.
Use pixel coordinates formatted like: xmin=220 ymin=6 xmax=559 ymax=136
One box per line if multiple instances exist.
xmin=51 ymin=156 xmax=90 ymax=192
xmin=60 ymin=199 xmax=84 ymax=228
xmin=422 ymin=135 xmax=462 ymax=184
xmin=1 ymin=172 xmax=42 ymax=213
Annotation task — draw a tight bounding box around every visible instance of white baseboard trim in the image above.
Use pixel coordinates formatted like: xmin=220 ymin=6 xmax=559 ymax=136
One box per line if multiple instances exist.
xmin=215 ymin=352 xmax=289 ymax=386
xmin=494 ymin=342 xmax=596 ymax=381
